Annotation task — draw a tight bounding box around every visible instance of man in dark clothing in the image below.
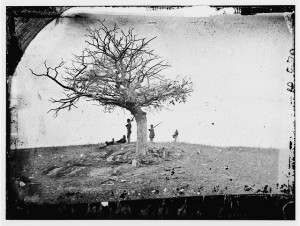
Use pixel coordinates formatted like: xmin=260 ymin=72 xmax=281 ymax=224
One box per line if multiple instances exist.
xmin=149 ymin=125 xmax=155 ymax=142
xmin=173 ymin=129 xmax=179 ymax=142
xmin=126 ymin=119 xmax=132 ymax=143
xmin=116 ymin=135 xmax=126 ymax=144
xmin=105 ymin=138 xmax=114 ymax=146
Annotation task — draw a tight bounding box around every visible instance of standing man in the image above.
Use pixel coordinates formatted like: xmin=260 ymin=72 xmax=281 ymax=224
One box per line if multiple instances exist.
xmin=149 ymin=125 xmax=155 ymax=142
xmin=173 ymin=129 xmax=179 ymax=142
xmin=126 ymin=118 xmax=132 ymax=143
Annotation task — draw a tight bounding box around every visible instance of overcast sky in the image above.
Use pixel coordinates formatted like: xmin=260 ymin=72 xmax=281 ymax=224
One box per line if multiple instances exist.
xmin=11 ymin=6 xmax=294 ymax=149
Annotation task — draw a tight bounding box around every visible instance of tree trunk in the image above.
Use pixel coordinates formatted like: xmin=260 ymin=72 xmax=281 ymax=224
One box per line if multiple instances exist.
xmin=129 ymin=106 xmax=147 ymax=157
xmin=135 ymin=112 xmax=147 ymax=156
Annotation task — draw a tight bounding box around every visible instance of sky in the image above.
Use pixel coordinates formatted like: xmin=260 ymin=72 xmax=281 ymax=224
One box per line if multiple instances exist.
xmin=11 ymin=6 xmax=294 ymax=149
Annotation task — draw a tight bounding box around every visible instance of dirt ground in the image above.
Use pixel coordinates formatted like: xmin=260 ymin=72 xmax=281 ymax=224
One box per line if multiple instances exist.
xmin=11 ymin=142 xmax=283 ymax=204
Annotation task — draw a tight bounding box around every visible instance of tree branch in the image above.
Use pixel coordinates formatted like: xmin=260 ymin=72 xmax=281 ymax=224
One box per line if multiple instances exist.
xmin=31 ymin=21 xmax=193 ymax=116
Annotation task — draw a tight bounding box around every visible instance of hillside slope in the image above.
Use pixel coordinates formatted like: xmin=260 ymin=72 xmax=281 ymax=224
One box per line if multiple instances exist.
xmin=11 ymin=142 xmax=281 ymax=204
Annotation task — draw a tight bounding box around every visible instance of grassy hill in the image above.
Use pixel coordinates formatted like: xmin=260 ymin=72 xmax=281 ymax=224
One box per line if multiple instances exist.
xmin=10 ymin=142 xmax=281 ymax=204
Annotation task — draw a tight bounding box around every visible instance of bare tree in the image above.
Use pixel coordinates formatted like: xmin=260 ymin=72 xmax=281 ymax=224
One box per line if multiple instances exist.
xmin=30 ymin=21 xmax=193 ymax=156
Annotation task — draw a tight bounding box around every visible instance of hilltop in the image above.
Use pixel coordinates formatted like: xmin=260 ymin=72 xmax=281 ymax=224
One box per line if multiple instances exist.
xmin=11 ymin=142 xmax=281 ymax=204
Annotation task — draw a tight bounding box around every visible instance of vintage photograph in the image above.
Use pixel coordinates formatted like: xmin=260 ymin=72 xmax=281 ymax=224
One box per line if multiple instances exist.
xmin=5 ymin=5 xmax=295 ymax=219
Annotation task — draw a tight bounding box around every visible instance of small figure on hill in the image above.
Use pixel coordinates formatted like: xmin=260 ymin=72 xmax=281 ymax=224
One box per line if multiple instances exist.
xmin=126 ymin=118 xmax=132 ymax=143
xmin=105 ymin=138 xmax=114 ymax=146
xmin=173 ymin=129 xmax=179 ymax=142
xmin=116 ymin=135 xmax=127 ymax=144
xmin=149 ymin=125 xmax=155 ymax=142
